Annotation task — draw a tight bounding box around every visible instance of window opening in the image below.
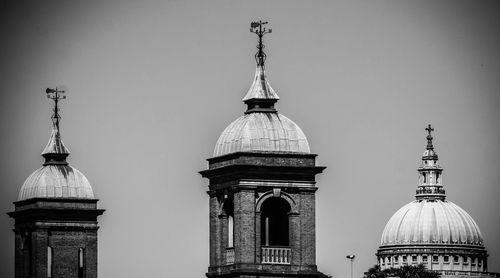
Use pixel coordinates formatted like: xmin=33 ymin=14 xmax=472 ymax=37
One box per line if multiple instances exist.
xmin=228 ymin=215 xmax=234 ymax=248
xmin=78 ymin=248 xmax=84 ymax=278
xmin=260 ymin=197 xmax=291 ymax=246
xmin=47 ymin=247 xmax=53 ymax=278
xmin=223 ymin=199 xmax=234 ymax=249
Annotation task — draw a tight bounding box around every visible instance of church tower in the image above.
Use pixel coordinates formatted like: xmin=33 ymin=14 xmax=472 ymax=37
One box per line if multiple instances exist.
xmin=200 ymin=22 xmax=326 ymax=278
xmin=8 ymin=88 xmax=104 ymax=278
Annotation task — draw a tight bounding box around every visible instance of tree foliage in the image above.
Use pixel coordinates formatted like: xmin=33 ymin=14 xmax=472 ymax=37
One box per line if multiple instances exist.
xmin=364 ymin=264 xmax=440 ymax=278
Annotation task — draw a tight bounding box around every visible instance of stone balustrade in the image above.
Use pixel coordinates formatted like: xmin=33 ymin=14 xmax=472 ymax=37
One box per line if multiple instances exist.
xmin=261 ymin=246 xmax=291 ymax=264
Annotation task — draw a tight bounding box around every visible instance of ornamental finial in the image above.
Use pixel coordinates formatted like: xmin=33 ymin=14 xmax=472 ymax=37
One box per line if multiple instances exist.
xmin=425 ymin=124 xmax=434 ymax=150
xmin=46 ymin=87 xmax=66 ymax=130
xmin=250 ymin=21 xmax=272 ymax=67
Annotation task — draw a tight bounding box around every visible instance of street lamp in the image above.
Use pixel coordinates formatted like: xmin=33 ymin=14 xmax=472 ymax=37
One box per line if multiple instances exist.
xmin=346 ymin=255 xmax=355 ymax=278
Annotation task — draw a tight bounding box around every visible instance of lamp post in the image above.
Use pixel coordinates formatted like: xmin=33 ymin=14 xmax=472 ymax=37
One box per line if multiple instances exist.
xmin=346 ymin=255 xmax=355 ymax=278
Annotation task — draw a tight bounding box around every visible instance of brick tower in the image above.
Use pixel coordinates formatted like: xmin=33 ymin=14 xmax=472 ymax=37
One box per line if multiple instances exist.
xmin=8 ymin=88 xmax=104 ymax=278
xmin=200 ymin=21 xmax=326 ymax=278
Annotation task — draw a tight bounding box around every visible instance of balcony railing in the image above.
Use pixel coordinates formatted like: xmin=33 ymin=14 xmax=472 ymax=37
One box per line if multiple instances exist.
xmin=261 ymin=246 xmax=291 ymax=264
xmin=225 ymin=248 xmax=235 ymax=265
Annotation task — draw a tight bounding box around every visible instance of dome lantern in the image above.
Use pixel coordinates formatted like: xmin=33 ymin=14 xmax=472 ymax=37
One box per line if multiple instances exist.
xmin=416 ymin=124 xmax=445 ymax=200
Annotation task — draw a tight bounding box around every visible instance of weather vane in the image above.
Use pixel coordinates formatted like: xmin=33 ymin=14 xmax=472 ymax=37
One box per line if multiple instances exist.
xmin=46 ymin=87 xmax=66 ymax=129
xmin=250 ymin=20 xmax=272 ymax=66
xmin=425 ymin=124 xmax=434 ymax=150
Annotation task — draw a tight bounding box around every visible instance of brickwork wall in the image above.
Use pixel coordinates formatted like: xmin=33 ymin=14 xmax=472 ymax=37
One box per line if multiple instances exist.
xmin=14 ymin=233 xmax=26 ymax=278
xmin=203 ymin=152 xmax=325 ymax=278
xmin=85 ymin=230 xmax=98 ymax=278
xmin=289 ymin=213 xmax=301 ymax=265
xmin=33 ymin=229 xmax=48 ymax=278
xmin=234 ymin=189 xmax=256 ymax=264
xmin=13 ymin=226 xmax=99 ymax=278
xmin=220 ymin=215 xmax=229 ymax=264
xmin=300 ymin=192 xmax=316 ymax=266
xmin=209 ymin=196 xmax=220 ymax=266
xmin=51 ymin=230 xmax=85 ymax=278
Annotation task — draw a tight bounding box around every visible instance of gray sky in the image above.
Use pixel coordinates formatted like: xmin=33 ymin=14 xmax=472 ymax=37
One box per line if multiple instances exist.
xmin=1 ymin=1 xmax=499 ymax=277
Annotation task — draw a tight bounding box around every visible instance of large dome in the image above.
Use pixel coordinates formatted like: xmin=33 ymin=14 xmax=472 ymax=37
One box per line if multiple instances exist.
xmin=377 ymin=126 xmax=489 ymax=274
xmin=18 ymin=165 xmax=94 ymax=201
xmin=381 ymin=199 xmax=483 ymax=246
xmin=213 ymin=112 xmax=310 ymax=157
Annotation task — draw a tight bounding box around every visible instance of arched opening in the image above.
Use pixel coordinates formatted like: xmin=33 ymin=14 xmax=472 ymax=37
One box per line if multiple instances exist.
xmin=260 ymin=197 xmax=291 ymax=246
xmin=78 ymin=248 xmax=84 ymax=278
xmin=228 ymin=215 xmax=234 ymax=248
xmin=222 ymin=199 xmax=234 ymax=248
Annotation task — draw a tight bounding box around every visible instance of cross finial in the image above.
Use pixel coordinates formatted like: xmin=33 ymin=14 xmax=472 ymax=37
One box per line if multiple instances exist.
xmin=250 ymin=20 xmax=272 ymax=67
xmin=46 ymin=87 xmax=66 ymax=129
xmin=425 ymin=124 xmax=434 ymax=150
xmin=425 ymin=124 xmax=434 ymax=136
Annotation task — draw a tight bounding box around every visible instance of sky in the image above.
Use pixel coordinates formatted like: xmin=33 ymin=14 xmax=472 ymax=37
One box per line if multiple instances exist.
xmin=0 ymin=1 xmax=499 ymax=277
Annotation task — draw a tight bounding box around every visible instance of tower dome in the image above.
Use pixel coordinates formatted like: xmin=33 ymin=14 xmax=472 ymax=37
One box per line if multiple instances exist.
xmin=213 ymin=26 xmax=309 ymax=157
xmin=377 ymin=125 xmax=489 ymax=275
xmin=18 ymin=89 xmax=94 ymax=201
xmin=9 ymin=88 xmax=103 ymax=278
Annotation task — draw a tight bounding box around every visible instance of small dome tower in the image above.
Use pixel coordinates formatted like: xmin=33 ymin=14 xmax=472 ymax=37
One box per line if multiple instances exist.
xmin=200 ymin=21 xmax=327 ymax=278
xmin=213 ymin=24 xmax=309 ymax=157
xmin=9 ymin=88 xmax=104 ymax=278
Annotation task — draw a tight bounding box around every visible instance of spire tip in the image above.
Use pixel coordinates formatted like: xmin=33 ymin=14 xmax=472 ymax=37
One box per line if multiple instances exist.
xmin=46 ymin=87 xmax=66 ymax=129
xmin=250 ymin=21 xmax=272 ymax=67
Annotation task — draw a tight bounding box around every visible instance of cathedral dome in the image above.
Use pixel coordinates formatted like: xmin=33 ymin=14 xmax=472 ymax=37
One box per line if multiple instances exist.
xmin=213 ymin=112 xmax=310 ymax=157
xmin=377 ymin=125 xmax=489 ymax=273
xmin=380 ymin=199 xmax=483 ymax=246
xmin=18 ymin=164 xmax=94 ymax=201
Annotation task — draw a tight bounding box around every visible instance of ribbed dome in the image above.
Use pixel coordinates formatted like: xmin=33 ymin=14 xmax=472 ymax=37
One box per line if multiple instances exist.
xmin=213 ymin=113 xmax=310 ymax=157
xmin=18 ymin=108 xmax=95 ymax=201
xmin=18 ymin=165 xmax=94 ymax=201
xmin=380 ymin=199 xmax=483 ymax=246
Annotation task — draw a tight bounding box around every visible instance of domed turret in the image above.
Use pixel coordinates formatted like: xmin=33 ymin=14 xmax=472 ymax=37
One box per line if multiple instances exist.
xmin=377 ymin=125 xmax=489 ymax=274
xmin=9 ymin=88 xmax=104 ymax=278
xmin=200 ymin=22 xmax=326 ymax=278
xmin=213 ymin=22 xmax=310 ymax=157
xmin=18 ymin=88 xmax=94 ymax=201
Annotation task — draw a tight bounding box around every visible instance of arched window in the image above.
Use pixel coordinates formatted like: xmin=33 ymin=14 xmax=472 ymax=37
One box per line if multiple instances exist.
xmin=47 ymin=246 xmax=53 ymax=278
xmin=78 ymin=248 xmax=84 ymax=278
xmin=260 ymin=197 xmax=291 ymax=246
xmin=222 ymin=199 xmax=234 ymax=248
xmin=228 ymin=215 xmax=234 ymax=248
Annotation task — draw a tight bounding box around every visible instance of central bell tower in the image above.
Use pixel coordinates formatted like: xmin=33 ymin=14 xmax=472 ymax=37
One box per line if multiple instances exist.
xmin=200 ymin=21 xmax=326 ymax=278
